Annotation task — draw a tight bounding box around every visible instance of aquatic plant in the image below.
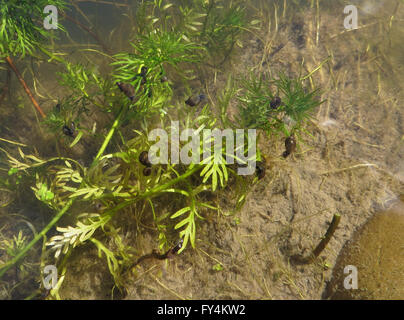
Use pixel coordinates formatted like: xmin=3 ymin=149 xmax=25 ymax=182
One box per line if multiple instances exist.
xmin=132 ymin=0 xmax=249 ymax=66
xmin=0 ymin=0 xmax=68 ymax=120
xmin=0 ymin=0 xmax=66 ymax=58
xmin=0 ymin=1 xmax=261 ymax=298
xmin=236 ymin=71 xmax=324 ymax=138
xmin=0 ymin=0 xmax=327 ymax=299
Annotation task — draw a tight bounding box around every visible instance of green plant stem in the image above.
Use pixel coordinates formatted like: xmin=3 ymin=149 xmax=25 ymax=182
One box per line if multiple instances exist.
xmin=93 ymin=106 xmax=124 ymax=164
xmin=38 ymin=46 xmax=66 ymax=64
xmin=0 ymin=199 xmax=73 ymax=278
xmin=0 ymin=107 xmax=126 ymax=279
xmin=103 ymin=164 xmax=202 ymax=220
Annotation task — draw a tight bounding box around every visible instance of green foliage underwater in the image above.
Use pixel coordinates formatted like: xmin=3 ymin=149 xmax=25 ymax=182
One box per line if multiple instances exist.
xmin=0 ymin=0 xmax=324 ymax=299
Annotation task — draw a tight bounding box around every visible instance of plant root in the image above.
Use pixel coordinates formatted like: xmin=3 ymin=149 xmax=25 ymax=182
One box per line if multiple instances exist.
xmin=5 ymin=56 xmax=46 ymax=118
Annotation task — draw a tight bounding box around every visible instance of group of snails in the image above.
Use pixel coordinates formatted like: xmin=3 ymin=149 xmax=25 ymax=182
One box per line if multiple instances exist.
xmin=135 ymin=95 xmax=297 ymax=179
xmin=139 ymin=150 xmax=152 ymax=176
xmin=116 ymin=66 xmax=153 ymax=100
xmin=116 ymin=65 xmax=206 ymax=108
xmin=255 ymin=96 xmax=297 ymax=180
xmin=62 ymin=66 xmax=297 ymax=180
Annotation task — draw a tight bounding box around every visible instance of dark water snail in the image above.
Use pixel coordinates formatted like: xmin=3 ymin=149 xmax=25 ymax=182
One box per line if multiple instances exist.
xmin=139 ymin=151 xmax=151 ymax=167
xmin=140 ymin=66 xmax=148 ymax=78
xmin=256 ymin=161 xmax=266 ymax=180
xmin=62 ymin=122 xmax=75 ymax=137
xmin=132 ymin=66 xmax=148 ymax=85
xmin=270 ymin=96 xmax=282 ymax=109
xmin=167 ymin=238 xmax=184 ymax=258
xmin=143 ymin=167 xmax=152 ymax=176
xmin=140 ymin=151 xmax=152 ymax=176
xmin=139 ymin=66 xmax=147 ymax=85
xmin=116 ymin=82 xmax=135 ymax=101
xmin=282 ymin=135 xmax=296 ymax=158
xmin=185 ymin=94 xmax=206 ymax=107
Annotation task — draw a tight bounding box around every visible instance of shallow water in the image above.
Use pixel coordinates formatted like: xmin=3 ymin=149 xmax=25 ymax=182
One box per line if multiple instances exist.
xmin=0 ymin=0 xmax=403 ymax=300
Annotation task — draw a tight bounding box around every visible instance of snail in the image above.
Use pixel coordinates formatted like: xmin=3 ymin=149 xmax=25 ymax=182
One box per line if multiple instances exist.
xmin=143 ymin=167 xmax=152 ymax=176
xmin=62 ymin=122 xmax=75 ymax=137
xmin=185 ymin=94 xmax=206 ymax=107
xmin=282 ymin=135 xmax=296 ymax=158
xmin=255 ymin=161 xmax=266 ymax=180
xmin=116 ymin=82 xmax=135 ymax=101
xmin=169 ymin=238 xmax=184 ymax=256
xmin=139 ymin=151 xmax=152 ymax=167
xmin=270 ymin=96 xmax=282 ymax=109
xmin=132 ymin=66 xmax=148 ymax=85
xmin=140 ymin=66 xmax=148 ymax=78
xmin=139 ymin=151 xmax=152 ymax=176
xmin=139 ymin=66 xmax=147 ymax=85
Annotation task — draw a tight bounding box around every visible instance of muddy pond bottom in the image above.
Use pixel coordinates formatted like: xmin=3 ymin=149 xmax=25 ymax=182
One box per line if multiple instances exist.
xmin=325 ymin=197 xmax=404 ymax=299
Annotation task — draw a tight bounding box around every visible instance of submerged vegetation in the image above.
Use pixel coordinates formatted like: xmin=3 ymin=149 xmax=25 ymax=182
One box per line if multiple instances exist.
xmin=0 ymin=0 xmax=327 ymax=299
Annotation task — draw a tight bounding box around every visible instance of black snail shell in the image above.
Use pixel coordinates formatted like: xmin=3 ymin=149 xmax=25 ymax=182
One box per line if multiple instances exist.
xmin=256 ymin=161 xmax=266 ymax=180
xmin=185 ymin=94 xmax=206 ymax=107
xmin=116 ymin=82 xmax=135 ymax=101
xmin=62 ymin=122 xmax=75 ymax=137
xmin=270 ymin=96 xmax=282 ymax=109
xmin=143 ymin=167 xmax=152 ymax=176
xmin=139 ymin=151 xmax=151 ymax=167
xmin=171 ymin=239 xmax=184 ymax=255
xmin=283 ymin=135 xmax=296 ymax=158
xmin=132 ymin=67 xmax=147 ymax=84
xmin=140 ymin=66 xmax=148 ymax=77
